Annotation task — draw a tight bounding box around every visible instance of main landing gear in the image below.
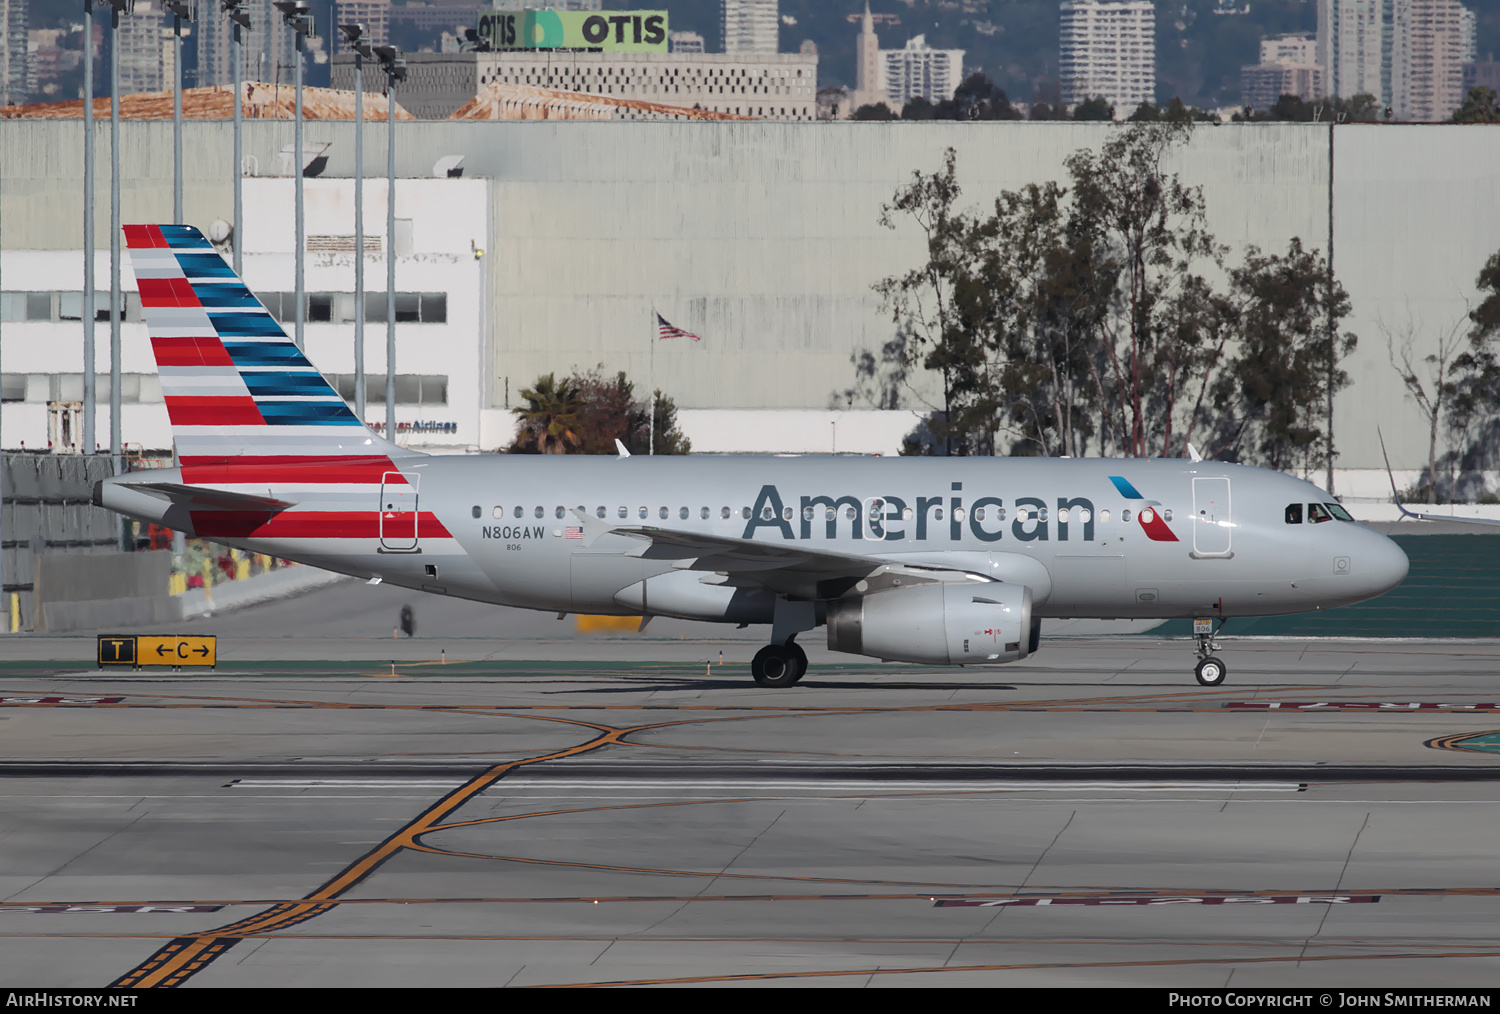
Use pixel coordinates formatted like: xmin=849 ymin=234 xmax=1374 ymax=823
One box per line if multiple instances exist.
xmin=751 ymin=638 xmax=808 ymax=688
xmin=1193 ymin=618 xmax=1228 ymax=686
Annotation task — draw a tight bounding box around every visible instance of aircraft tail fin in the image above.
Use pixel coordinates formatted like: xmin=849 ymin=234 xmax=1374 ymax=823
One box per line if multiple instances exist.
xmin=123 ymin=223 xmax=411 ymax=467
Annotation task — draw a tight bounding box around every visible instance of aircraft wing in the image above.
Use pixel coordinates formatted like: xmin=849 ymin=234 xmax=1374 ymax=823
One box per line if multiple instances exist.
xmin=571 ymin=509 xmax=947 ymax=596
xmin=1393 ymin=502 xmax=1500 ymax=527
xmin=114 ymin=482 xmax=298 ymax=513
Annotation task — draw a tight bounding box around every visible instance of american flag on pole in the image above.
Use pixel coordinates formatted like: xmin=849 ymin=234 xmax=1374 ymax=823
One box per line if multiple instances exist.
xmin=656 ymin=313 xmax=701 ymax=342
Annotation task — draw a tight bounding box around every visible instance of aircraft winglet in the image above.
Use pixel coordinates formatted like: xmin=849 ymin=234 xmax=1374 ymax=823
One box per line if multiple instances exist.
xmin=615 ymin=439 xmax=631 ymax=459
xmin=1378 ymin=427 xmax=1500 ymax=527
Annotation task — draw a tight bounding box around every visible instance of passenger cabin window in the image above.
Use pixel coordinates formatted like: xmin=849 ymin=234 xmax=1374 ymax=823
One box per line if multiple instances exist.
xmin=659 ymin=506 xmax=669 ymax=520
xmin=493 ymin=507 xmax=503 ymax=520
xmin=596 ymin=506 xmax=606 ymax=519
xmin=1286 ymin=503 xmax=1303 ymax=524
xmin=471 ymin=506 xmax=480 ymax=519
xmin=534 ymin=506 xmax=544 ymax=519
xmin=1308 ymin=503 xmax=1333 ymax=524
xmin=555 ymin=506 xmax=566 ymax=519
xmin=513 ymin=506 xmax=523 ymax=519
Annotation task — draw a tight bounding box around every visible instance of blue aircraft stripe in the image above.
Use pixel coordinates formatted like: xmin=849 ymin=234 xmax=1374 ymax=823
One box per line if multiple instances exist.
xmin=240 ymin=373 xmax=341 ymax=397
xmin=1108 ymin=475 xmax=1145 ymax=499
xmin=158 ymin=225 xmax=214 ymax=250
xmin=210 ymin=312 xmax=287 ymax=337
xmin=222 ymin=342 xmax=314 ymax=367
xmin=174 ymin=254 xmax=237 ymax=277
xmin=255 ymin=401 xmax=360 ymax=425
xmin=191 ymin=284 xmax=261 ymax=309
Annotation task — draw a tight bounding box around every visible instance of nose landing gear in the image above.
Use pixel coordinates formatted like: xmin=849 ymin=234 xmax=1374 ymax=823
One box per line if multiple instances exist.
xmin=1193 ymin=617 xmax=1228 ymax=686
xmin=751 ymin=638 xmax=808 ymax=688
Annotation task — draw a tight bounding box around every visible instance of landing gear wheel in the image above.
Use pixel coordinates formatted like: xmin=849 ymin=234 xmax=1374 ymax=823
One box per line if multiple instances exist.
xmin=787 ymin=641 xmax=808 ymax=681
xmin=751 ymin=644 xmax=807 ymax=688
xmin=1195 ymin=656 xmax=1227 ymax=686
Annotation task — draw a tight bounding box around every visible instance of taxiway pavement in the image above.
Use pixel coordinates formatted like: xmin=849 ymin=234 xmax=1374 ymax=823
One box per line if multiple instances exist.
xmin=2 ymin=626 xmax=1500 ymax=987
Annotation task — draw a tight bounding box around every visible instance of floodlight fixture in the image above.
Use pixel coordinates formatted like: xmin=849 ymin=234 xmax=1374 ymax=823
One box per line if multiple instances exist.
xmin=374 ymin=44 xmax=407 ymax=83
xmin=222 ymin=0 xmax=250 ymax=32
xmin=164 ymin=0 xmax=193 ymax=20
xmin=274 ymin=0 xmax=313 ymax=37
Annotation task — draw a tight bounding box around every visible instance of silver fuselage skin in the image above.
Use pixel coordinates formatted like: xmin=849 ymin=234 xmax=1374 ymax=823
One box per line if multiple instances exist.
xmin=100 ymin=454 xmax=1410 ymax=629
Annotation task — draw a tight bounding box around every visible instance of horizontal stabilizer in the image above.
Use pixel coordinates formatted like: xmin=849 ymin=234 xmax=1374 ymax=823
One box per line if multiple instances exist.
xmin=117 ymin=481 xmax=297 ymax=513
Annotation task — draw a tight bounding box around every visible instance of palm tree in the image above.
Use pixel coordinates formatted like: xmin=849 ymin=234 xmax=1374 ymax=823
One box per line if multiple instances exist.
xmin=513 ymin=373 xmax=584 ymax=454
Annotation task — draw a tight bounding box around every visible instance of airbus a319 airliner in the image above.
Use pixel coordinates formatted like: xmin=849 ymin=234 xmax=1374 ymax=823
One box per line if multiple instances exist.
xmin=95 ymin=225 xmax=1410 ymax=687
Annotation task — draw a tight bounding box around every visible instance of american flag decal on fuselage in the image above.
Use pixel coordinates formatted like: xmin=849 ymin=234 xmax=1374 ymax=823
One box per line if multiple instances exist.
xmin=122 ymin=224 xmax=460 ymax=560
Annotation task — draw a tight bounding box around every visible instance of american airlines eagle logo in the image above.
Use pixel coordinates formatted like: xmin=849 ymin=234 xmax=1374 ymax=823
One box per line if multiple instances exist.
xmin=1108 ymin=476 xmax=1180 ymax=543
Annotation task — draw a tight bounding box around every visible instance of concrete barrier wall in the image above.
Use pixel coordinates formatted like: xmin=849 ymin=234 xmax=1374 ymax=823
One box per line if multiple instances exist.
xmin=32 ymin=549 xmax=172 ymax=634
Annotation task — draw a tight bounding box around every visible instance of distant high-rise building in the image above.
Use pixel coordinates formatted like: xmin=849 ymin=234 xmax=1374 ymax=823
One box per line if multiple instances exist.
xmin=1463 ymin=58 xmax=1500 ymax=97
xmin=196 ymin=0 xmax=300 ymax=87
xmin=1459 ymin=3 xmax=1477 ymax=63
xmin=882 ymin=35 xmax=964 ymax=107
xmin=848 ymin=1 xmax=887 ymax=112
xmin=2 ymin=0 xmax=31 ymax=105
xmin=1241 ymin=63 xmax=1326 ymax=110
xmin=1317 ymin=0 xmax=1393 ymax=105
xmin=670 ymin=31 xmax=706 ymax=54
xmin=1261 ymin=34 xmax=1318 ymax=66
xmin=115 ymin=2 xmax=177 ymax=95
xmin=723 ymin=0 xmax=778 ymax=54
xmin=1059 ymin=0 xmax=1155 ymax=114
xmin=1392 ymin=0 xmax=1470 ymax=120
xmin=1241 ymin=32 xmax=1323 ymax=110
xmin=333 ymin=1 xmax=391 ymax=54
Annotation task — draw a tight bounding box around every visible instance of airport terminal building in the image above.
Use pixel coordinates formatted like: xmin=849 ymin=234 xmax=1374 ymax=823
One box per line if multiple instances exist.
xmin=2 ymin=117 xmax=1499 ymax=491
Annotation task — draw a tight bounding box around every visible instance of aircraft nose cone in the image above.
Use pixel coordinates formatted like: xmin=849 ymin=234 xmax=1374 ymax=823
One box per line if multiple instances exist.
xmin=1361 ymin=532 xmax=1409 ymax=596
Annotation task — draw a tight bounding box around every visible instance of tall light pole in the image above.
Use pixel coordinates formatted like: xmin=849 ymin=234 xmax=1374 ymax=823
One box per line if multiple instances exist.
xmin=339 ymin=22 xmax=373 ymax=422
xmin=275 ymin=1 xmax=313 ymax=351
xmin=107 ymin=0 xmax=131 ymax=478
xmin=83 ymin=0 xmax=97 ymax=455
xmin=165 ymin=1 xmax=193 ymax=226
xmin=374 ymin=44 xmax=405 ymax=442
xmin=223 ymin=0 xmax=249 ymax=276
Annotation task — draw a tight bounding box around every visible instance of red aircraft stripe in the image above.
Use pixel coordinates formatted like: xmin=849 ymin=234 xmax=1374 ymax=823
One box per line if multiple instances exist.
xmin=179 ymin=454 xmax=397 ymax=468
xmin=164 ymin=396 xmax=265 ymax=427
xmin=137 ymin=277 xmax=201 ymax=308
xmin=1139 ymin=509 xmax=1179 ymax=542
xmin=122 ymin=224 xmax=168 ymax=249
xmin=189 ymin=510 xmax=451 ymax=541
xmin=181 ymin=459 xmax=403 ymax=486
xmin=151 ymin=335 xmax=235 ymax=367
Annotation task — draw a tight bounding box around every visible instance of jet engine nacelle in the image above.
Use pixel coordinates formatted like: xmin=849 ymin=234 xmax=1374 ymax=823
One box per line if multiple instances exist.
xmin=825 ymin=582 xmax=1034 ymax=666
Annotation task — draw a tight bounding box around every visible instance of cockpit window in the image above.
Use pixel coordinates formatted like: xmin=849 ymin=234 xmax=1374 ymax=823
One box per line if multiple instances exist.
xmin=1307 ymin=503 xmax=1333 ymax=523
xmin=1325 ymin=502 xmax=1354 ymax=522
xmin=1285 ymin=503 xmax=1303 ymax=525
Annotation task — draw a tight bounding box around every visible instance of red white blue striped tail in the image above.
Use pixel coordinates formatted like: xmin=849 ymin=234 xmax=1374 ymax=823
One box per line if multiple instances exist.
xmin=124 ymin=223 xmax=409 ymax=467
